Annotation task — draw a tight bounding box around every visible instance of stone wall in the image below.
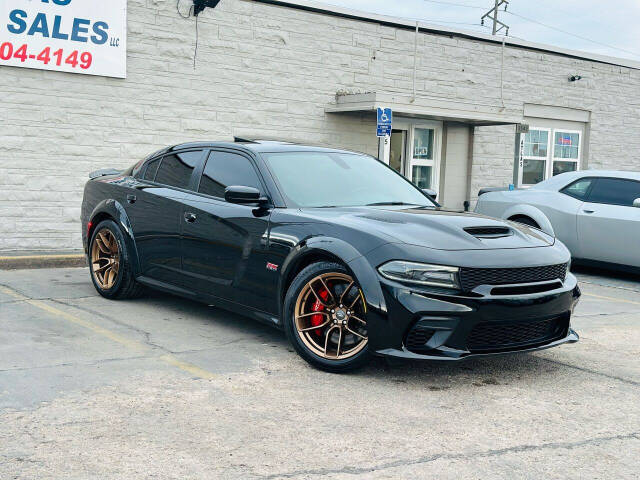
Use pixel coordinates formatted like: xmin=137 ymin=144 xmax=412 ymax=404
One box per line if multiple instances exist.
xmin=1 ymin=0 xmax=639 ymax=251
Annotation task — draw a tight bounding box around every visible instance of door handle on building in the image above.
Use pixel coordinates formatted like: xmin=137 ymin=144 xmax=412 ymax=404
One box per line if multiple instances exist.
xmin=127 ymin=194 xmax=137 ymax=204
xmin=184 ymin=212 xmax=197 ymax=223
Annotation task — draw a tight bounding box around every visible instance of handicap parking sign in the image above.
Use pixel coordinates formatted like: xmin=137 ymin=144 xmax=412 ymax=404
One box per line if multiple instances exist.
xmin=377 ymin=107 xmax=392 ymax=137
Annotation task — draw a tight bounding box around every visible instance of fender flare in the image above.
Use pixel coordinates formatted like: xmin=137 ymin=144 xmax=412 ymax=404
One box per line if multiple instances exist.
xmin=502 ymin=204 xmax=555 ymax=236
xmin=277 ymin=236 xmax=387 ymax=319
xmin=89 ymin=199 xmax=142 ymax=276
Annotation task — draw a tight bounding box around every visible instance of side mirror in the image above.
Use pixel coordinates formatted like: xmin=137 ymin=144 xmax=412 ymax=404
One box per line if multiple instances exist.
xmin=422 ymin=188 xmax=438 ymax=201
xmin=634 ymin=198 xmax=640 ymax=208
xmin=224 ymin=186 xmax=268 ymax=206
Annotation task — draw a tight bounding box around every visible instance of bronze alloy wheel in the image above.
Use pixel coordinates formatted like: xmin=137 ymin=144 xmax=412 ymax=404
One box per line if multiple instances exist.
xmin=91 ymin=228 xmax=120 ymax=290
xmin=294 ymin=272 xmax=368 ymax=360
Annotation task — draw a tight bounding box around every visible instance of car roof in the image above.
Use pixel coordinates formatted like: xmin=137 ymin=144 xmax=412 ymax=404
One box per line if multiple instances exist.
xmin=160 ymin=140 xmax=362 ymax=156
xmin=532 ymin=169 xmax=640 ymax=190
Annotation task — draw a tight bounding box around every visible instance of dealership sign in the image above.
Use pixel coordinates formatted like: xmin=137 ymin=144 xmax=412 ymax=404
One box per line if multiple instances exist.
xmin=0 ymin=0 xmax=127 ymax=78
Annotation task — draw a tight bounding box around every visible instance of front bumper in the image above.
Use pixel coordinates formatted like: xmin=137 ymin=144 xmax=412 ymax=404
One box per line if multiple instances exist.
xmin=366 ymin=273 xmax=581 ymax=361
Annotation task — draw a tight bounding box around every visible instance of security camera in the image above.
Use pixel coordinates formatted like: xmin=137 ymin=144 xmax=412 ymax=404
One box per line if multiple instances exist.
xmin=193 ymin=0 xmax=221 ymax=16
xmin=569 ymin=75 xmax=582 ymax=82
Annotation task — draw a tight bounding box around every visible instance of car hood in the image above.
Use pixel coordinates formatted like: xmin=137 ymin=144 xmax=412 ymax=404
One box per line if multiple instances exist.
xmin=300 ymin=206 xmax=555 ymax=251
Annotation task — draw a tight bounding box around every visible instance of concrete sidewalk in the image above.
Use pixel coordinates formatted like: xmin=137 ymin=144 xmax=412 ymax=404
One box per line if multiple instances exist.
xmin=0 ymin=250 xmax=86 ymax=270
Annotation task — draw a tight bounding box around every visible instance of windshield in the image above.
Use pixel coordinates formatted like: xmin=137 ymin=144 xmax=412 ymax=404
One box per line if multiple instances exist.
xmin=263 ymin=152 xmax=436 ymax=208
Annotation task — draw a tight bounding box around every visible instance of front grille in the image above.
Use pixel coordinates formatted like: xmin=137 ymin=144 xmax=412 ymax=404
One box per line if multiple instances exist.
xmin=467 ymin=316 xmax=568 ymax=353
xmin=405 ymin=325 xmax=436 ymax=353
xmin=459 ymin=264 xmax=567 ymax=291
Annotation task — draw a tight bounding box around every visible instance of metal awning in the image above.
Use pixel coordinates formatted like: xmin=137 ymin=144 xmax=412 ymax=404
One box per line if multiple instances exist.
xmin=326 ymin=92 xmax=523 ymax=126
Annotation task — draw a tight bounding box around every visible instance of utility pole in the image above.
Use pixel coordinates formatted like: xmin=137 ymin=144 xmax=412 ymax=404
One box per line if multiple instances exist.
xmin=481 ymin=0 xmax=509 ymax=35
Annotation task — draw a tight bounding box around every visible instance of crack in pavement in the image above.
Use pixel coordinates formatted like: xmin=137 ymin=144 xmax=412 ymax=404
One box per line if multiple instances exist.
xmin=48 ymin=298 xmax=252 ymax=353
xmin=0 ymin=282 xmax=95 ymax=303
xmin=0 ymin=284 xmax=218 ymax=380
xmin=259 ymin=432 xmax=640 ymax=479
xmin=573 ymin=310 xmax=640 ymax=318
xmin=578 ymin=279 xmax=640 ymax=294
xmin=538 ymin=357 xmax=640 ymax=387
xmin=48 ymin=297 xmax=172 ymax=354
xmin=0 ymin=354 xmax=155 ymax=373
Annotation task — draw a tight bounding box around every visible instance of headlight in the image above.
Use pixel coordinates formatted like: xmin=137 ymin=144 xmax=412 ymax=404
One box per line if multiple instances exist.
xmin=378 ymin=261 xmax=460 ymax=289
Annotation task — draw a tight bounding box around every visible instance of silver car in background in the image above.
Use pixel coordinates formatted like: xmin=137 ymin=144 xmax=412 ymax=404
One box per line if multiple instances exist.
xmin=475 ymin=171 xmax=640 ymax=271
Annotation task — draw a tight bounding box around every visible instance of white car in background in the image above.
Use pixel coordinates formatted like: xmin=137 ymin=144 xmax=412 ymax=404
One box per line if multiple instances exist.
xmin=475 ymin=171 xmax=640 ymax=271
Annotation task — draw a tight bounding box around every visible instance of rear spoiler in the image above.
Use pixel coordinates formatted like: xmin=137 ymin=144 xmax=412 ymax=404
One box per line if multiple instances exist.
xmin=89 ymin=168 xmax=122 ymax=179
xmin=478 ymin=187 xmax=514 ymax=197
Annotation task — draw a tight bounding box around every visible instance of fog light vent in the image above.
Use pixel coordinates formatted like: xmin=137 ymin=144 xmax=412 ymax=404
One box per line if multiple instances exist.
xmin=405 ymin=325 xmax=436 ymax=353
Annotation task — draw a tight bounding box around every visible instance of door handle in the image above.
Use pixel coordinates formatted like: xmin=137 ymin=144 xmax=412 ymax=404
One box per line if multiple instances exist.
xmin=127 ymin=194 xmax=137 ymax=204
xmin=184 ymin=212 xmax=197 ymax=223
xmin=583 ymin=209 xmax=595 ymax=214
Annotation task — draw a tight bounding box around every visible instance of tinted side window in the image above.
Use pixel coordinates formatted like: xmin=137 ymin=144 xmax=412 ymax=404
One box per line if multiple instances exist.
xmin=198 ymin=151 xmax=261 ymax=198
xmin=154 ymin=151 xmax=202 ymax=189
xmin=560 ymin=178 xmax=593 ymax=201
xmin=588 ymin=178 xmax=640 ymax=207
xmin=143 ymin=158 xmax=161 ymax=181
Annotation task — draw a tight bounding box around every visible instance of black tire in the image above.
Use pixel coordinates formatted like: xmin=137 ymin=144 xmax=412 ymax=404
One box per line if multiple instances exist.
xmin=283 ymin=261 xmax=371 ymax=373
xmin=509 ymin=215 xmax=540 ymax=229
xmin=88 ymin=219 xmax=145 ymax=300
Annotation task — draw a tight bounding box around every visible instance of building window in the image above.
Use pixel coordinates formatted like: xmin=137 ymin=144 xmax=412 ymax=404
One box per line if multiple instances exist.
xmin=410 ymin=127 xmax=438 ymax=190
xmin=522 ymin=128 xmax=550 ymax=185
xmin=413 ymin=128 xmax=434 ymax=160
xmin=519 ymin=127 xmax=581 ymax=186
xmin=552 ymin=131 xmax=580 ymax=176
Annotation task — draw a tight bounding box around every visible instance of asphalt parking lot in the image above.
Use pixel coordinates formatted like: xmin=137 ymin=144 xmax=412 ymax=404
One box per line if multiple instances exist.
xmin=1 ymin=267 xmax=639 ymax=479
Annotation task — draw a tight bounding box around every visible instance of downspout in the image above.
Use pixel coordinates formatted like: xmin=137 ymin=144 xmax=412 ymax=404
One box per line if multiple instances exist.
xmin=500 ymin=36 xmax=505 ymax=109
xmin=411 ymin=21 xmax=418 ymax=102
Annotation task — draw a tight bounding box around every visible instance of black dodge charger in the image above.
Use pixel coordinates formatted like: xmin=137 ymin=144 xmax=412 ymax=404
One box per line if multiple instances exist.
xmin=81 ymin=140 xmax=580 ymax=372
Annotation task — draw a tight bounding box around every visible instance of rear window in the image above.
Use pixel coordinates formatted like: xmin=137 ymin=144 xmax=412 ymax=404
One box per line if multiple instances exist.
xmin=154 ymin=151 xmax=202 ymax=189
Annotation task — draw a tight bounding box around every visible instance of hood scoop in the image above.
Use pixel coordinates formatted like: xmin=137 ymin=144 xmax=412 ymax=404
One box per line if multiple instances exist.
xmin=464 ymin=226 xmax=513 ymax=239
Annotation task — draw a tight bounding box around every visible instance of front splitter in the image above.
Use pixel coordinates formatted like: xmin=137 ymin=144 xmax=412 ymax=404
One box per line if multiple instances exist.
xmin=375 ymin=329 xmax=579 ymax=361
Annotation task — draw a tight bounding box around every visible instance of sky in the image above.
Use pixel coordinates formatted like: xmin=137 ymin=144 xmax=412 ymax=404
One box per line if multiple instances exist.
xmin=317 ymin=0 xmax=640 ymax=61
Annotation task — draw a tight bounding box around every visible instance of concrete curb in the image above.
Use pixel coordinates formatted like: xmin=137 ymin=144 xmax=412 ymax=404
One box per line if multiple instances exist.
xmin=0 ymin=254 xmax=87 ymax=270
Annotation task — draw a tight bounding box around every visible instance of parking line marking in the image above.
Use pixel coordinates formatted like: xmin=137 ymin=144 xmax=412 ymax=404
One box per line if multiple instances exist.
xmin=0 ymin=285 xmax=217 ymax=380
xmin=583 ymin=292 xmax=640 ymax=306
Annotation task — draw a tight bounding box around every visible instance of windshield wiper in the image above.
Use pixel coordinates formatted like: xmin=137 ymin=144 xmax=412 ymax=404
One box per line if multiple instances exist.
xmin=366 ymin=202 xmax=421 ymax=206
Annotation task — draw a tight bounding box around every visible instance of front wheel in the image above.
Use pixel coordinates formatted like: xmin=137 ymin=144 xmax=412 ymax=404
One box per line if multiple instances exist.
xmin=283 ymin=262 xmax=370 ymax=372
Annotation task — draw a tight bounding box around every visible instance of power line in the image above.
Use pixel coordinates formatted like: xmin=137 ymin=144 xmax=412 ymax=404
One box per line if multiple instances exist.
xmin=312 ymin=1 xmax=489 ymax=30
xmin=505 ymin=10 xmax=640 ymax=59
xmin=420 ymin=0 xmax=486 ymax=9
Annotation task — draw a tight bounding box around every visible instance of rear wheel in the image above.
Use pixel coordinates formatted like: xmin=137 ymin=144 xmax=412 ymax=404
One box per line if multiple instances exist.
xmin=89 ymin=219 xmax=144 ymax=299
xmin=284 ymin=262 xmax=370 ymax=372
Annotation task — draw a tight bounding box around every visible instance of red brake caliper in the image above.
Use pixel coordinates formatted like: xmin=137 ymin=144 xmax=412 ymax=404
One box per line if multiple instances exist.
xmin=310 ymin=286 xmax=330 ymax=336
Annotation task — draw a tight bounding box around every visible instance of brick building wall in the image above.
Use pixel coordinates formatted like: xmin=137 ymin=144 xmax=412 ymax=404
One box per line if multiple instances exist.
xmin=1 ymin=0 xmax=639 ymax=251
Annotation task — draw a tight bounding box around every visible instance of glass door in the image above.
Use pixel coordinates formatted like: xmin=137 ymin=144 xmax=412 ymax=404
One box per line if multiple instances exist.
xmin=409 ymin=123 xmax=442 ymax=191
xmin=389 ymin=129 xmax=407 ymax=175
